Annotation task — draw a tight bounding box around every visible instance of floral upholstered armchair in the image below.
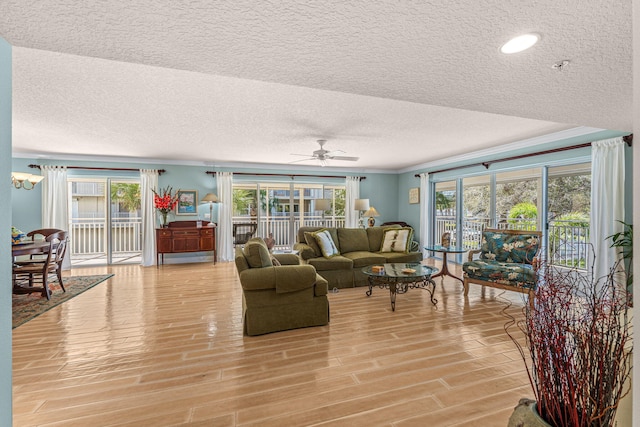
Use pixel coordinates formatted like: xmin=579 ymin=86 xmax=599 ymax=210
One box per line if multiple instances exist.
xmin=462 ymin=228 xmax=542 ymax=305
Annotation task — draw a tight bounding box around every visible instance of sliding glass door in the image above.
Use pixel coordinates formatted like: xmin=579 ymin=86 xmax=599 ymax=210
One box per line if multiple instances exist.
xmin=434 ymin=180 xmax=458 ymax=245
xmin=430 ymin=162 xmax=591 ymax=269
xmin=69 ymin=177 xmax=141 ymax=265
xmin=495 ymin=168 xmax=542 ymax=231
xmin=233 ymin=181 xmax=345 ymax=249
xmin=547 ymin=163 xmax=591 ymax=267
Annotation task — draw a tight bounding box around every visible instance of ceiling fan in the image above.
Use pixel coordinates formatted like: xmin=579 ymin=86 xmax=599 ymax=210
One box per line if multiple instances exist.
xmin=290 ymin=140 xmax=359 ymax=167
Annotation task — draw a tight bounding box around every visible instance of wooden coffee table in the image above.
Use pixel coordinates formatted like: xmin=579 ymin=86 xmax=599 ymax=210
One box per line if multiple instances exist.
xmin=363 ymin=263 xmax=439 ymax=311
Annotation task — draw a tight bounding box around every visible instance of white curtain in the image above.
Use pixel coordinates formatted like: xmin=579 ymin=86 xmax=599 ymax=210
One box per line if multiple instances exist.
xmin=419 ymin=173 xmax=432 ymax=256
xmin=140 ymin=169 xmax=159 ymax=266
xmin=590 ymin=137 xmax=626 ymax=282
xmin=216 ymin=172 xmax=234 ymax=262
xmin=41 ymin=166 xmax=70 ymax=270
xmin=345 ymin=176 xmax=360 ymax=228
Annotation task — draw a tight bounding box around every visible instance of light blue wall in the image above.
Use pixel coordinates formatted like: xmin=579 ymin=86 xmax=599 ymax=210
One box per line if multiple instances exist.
xmin=11 ymin=158 xmax=400 ymax=237
xmin=359 ymin=173 xmax=398 ymax=225
xmin=11 ymin=157 xmax=42 ymax=233
xmin=11 ymin=159 xmax=218 ymax=232
xmin=1 ymin=36 xmax=13 ymax=426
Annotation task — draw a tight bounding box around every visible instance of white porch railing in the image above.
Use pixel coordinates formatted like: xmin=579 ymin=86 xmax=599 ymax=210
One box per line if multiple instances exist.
xmin=548 ymin=220 xmax=590 ymax=269
xmin=435 ymin=216 xmax=590 ymax=269
xmin=234 ymin=215 xmax=345 ymax=249
xmin=70 ymin=218 xmax=142 ymax=256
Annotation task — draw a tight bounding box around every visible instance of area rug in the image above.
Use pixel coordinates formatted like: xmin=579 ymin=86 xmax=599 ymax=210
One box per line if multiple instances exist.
xmin=12 ymin=274 xmax=114 ymax=329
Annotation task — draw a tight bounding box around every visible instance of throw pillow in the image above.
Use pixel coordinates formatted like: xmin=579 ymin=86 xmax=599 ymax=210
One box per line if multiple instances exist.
xmin=243 ymin=240 xmax=273 ymax=268
xmin=380 ymin=227 xmax=413 ymax=253
xmin=304 ymin=231 xmax=323 ymax=257
xmin=313 ymin=229 xmax=340 ymax=258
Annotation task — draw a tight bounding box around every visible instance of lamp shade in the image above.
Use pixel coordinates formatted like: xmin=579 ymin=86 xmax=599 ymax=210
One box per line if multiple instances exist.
xmin=315 ymin=199 xmax=331 ymax=211
xmin=354 ymin=198 xmax=370 ymax=211
xmin=11 ymin=171 xmax=44 ymax=190
xmin=363 ymin=207 xmax=380 ymax=218
xmin=201 ymin=193 xmax=219 ymax=203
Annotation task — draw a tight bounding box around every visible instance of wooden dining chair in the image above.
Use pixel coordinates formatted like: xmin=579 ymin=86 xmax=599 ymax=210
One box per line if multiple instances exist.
xmin=13 ymin=231 xmax=68 ymax=300
xmin=15 ymin=228 xmax=64 ymax=263
xmin=27 ymin=228 xmax=64 ymax=240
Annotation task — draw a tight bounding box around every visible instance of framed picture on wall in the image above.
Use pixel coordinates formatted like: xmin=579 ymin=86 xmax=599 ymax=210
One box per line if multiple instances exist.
xmin=409 ymin=187 xmax=419 ymax=204
xmin=176 ymin=190 xmax=198 ymax=215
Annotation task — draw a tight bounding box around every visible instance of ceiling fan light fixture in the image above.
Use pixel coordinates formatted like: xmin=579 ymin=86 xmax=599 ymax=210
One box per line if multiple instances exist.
xmin=500 ymin=33 xmax=539 ymax=54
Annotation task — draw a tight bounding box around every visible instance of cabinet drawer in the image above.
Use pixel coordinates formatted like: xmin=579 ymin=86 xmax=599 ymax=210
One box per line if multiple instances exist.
xmin=173 ymin=230 xmax=199 ymax=236
xmin=158 ymin=230 xmax=172 ymax=237
xmin=200 ymin=228 xmax=214 ymax=236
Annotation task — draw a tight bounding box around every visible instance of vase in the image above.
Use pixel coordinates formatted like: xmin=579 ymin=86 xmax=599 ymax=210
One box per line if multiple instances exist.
xmin=159 ymin=211 xmax=169 ymax=228
xmin=508 ymin=399 xmax=551 ymax=427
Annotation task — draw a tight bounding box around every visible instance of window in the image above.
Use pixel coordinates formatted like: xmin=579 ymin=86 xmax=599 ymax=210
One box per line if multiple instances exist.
xmin=233 ymin=182 xmax=345 ymax=249
xmin=431 ymin=162 xmax=591 ymax=268
xmin=547 ymin=163 xmax=591 ymax=268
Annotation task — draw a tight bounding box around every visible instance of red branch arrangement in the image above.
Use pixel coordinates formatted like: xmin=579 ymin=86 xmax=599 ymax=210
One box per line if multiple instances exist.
xmin=504 ymin=261 xmax=632 ymax=427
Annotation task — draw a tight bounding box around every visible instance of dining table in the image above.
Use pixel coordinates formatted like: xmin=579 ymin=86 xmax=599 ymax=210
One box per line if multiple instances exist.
xmin=11 ymin=240 xmax=53 ymax=296
xmin=11 ymin=240 xmax=51 ymax=257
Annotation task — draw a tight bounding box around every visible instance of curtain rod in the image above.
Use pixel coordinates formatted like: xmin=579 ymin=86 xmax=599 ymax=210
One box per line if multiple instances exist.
xmin=414 ymin=134 xmax=632 ymax=177
xmin=29 ymin=164 xmax=166 ymax=175
xmin=205 ymin=171 xmax=366 ymax=180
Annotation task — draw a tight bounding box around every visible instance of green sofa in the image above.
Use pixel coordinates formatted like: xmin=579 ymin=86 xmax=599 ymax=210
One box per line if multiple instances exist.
xmin=293 ymin=226 xmax=423 ymax=289
xmin=235 ymin=238 xmax=329 ymax=336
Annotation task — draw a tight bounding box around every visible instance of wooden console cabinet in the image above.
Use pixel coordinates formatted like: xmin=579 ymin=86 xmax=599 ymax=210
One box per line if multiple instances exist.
xmin=156 ymin=220 xmax=216 ymax=266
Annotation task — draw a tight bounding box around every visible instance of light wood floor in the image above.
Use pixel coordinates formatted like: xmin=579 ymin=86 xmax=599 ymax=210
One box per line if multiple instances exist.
xmin=13 ymin=259 xmax=533 ymax=426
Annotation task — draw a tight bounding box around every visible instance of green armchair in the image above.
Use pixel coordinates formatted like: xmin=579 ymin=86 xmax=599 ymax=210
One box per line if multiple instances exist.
xmin=234 ymin=238 xmax=329 ymax=336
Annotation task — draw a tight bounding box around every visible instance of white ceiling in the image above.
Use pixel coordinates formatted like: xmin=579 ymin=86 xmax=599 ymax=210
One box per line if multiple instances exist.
xmin=0 ymin=1 xmax=632 ymax=171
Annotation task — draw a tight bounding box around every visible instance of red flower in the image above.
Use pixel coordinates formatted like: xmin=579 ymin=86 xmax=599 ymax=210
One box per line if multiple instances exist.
xmin=152 ymin=186 xmax=180 ymax=214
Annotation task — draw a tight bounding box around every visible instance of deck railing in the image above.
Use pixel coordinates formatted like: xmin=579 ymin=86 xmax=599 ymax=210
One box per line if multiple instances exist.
xmin=435 ymin=216 xmax=590 ymax=269
xmin=70 ymin=217 xmax=142 ymax=256
xmin=71 ymin=215 xmax=590 ymax=268
xmin=234 ymin=215 xmax=346 ymax=249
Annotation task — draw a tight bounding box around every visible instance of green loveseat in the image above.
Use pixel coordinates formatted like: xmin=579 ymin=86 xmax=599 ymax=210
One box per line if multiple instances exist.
xmin=235 ymin=238 xmax=329 ymax=336
xmin=293 ymin=226 xmax=423 ymax=289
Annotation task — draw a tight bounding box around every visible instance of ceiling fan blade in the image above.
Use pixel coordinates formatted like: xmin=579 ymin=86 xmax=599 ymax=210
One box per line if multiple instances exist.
xmin=329 ymin=156 xmax=359 ymax=161
xmin=289 ymin=157 xmax=316 ymax=164
xmin=291 ymin=153 xmax=316 ymax=157
xmin=323 ymin=150 xmax=345 ymax=156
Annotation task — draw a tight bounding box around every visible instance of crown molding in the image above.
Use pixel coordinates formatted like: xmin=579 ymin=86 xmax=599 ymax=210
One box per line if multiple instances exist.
xmin=11 ymin=152 xmax=395 ymax=175
xmin=12 ymin=126 xmax=608 ymax=176
xmin=397 ymin=126 xmax=607 ymax=174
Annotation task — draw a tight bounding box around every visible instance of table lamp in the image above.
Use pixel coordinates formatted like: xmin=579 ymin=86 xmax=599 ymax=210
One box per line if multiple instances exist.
xmin=363 ymin=206 xmax=380 ymax=227
xmin=315 ymin=199 xmax=331 ymax=225
xmin=201 ymin=193 xmax=219 ymax=226
xmin=354 ymin=198 xmax=369 ymax=228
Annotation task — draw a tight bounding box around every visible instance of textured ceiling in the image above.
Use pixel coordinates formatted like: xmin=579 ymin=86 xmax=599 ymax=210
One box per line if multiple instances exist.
xmin=0 ymin=1 xmax=632 ymax=171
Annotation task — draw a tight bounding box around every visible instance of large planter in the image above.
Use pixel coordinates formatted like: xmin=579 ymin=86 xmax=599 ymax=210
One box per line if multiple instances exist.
xmin=508 ymin=398 xmax=551 ymax=427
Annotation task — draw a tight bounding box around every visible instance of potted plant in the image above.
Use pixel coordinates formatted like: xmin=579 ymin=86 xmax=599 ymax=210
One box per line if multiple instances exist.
xmin=608 ymin=221 xmax=633 ymax=292
xmin=506 ymin=260 xmax=633 ymax=426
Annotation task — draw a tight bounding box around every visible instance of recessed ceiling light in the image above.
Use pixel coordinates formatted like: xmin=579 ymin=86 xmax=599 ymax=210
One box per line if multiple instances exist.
xmin=500 ymin=33 xmax=540 ymax=54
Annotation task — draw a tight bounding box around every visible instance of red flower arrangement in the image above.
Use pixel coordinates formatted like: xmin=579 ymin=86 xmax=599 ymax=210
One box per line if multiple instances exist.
xmin=152 ymin=186 xmax=180 ymax=226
